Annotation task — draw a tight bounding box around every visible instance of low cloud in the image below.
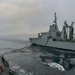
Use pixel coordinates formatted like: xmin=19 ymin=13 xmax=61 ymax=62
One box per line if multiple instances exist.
xmin=0 ymin=0 xmax=75 ymax=35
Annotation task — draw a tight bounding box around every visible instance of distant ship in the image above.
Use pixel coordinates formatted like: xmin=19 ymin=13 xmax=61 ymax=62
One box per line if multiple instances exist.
xmin=29 ymin=13 xmax=75 ymax=51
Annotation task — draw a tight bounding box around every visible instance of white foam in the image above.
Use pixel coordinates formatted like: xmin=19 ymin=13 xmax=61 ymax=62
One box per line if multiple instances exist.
xmin=9 ymin=61 xmax=33 ymax=75
xmin=43 ymin=62 xmax=65 ymax=71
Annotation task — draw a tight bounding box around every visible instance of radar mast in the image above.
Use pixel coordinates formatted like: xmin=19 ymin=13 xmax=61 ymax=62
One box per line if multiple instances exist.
xmin=54 ymin=12 xmax=58 ymax=30
xmin=54 ymin=12 xmax=57 ymax=26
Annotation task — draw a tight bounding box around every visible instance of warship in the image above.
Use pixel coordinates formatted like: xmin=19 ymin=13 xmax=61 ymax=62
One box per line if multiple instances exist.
xmin=30 ymin=13 xmax=75 ymax=51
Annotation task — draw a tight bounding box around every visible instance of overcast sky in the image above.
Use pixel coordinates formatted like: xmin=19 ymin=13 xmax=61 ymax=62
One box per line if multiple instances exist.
xmin=0 ymin=0 xmax=75 ymax=35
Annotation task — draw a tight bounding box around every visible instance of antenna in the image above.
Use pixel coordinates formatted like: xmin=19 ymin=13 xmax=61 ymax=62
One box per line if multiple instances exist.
xmin=54 ymin=12 xmax=57 ymax=26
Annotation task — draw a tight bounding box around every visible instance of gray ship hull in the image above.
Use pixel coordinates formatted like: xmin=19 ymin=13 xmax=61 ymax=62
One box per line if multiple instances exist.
xmin=30 ymin=38 xmax=75 ymax=51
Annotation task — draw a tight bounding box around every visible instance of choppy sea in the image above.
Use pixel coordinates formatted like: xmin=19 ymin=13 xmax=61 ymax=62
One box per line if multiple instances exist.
xmin=0 ymin=35 xmax=75 ymax=75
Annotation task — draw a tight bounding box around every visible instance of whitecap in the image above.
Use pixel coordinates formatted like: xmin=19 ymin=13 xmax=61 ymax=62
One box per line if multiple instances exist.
xmin=43 ymin=62 xmax=65 ymax=71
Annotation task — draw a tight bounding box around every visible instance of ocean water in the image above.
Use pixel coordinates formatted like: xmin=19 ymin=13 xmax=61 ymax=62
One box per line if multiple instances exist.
xmin=0 ymin=36 xmax=75 ymax=75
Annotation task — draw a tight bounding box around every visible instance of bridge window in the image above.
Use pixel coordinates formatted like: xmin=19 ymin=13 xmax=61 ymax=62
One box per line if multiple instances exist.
xmin=56 ymin=32 xmax=61 ymax=37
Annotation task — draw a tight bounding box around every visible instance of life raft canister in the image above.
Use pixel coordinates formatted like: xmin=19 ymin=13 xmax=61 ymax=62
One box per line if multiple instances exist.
xmin=0 ymin=64 xmax=3 ymax=71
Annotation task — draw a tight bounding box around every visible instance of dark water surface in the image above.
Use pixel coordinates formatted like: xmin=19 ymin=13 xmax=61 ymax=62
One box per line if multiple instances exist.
xmin=0 ymin=37 xmax=75 ymax=75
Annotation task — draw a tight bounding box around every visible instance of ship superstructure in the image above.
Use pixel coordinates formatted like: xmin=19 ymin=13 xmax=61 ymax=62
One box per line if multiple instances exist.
xmin=30 ymin=13 xmax=75 ymax=51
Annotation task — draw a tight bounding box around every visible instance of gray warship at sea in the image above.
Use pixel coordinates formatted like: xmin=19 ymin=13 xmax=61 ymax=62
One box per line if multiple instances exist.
xmin=30 ymin=13 xmax=75 ymax=51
